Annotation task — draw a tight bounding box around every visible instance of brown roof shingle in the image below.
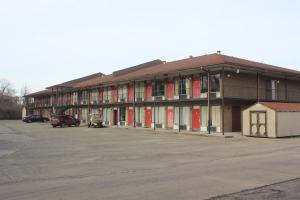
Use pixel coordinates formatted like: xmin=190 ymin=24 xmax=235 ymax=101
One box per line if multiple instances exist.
xmin=260 ymin=102 xmax=300 ymax=111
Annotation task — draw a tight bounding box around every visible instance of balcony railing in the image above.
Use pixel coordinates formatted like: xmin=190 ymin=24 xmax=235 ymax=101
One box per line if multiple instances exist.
xmin=224 ymin=84 xmax=300 ymax=101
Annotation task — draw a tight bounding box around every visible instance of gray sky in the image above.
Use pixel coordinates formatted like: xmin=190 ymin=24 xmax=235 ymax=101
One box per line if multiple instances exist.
xmin=1 ymin=0 xmax=300 ymax=95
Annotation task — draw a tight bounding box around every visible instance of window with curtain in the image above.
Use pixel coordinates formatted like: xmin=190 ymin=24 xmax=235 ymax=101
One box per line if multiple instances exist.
xmin=135 ymin=82 xmax=145 ymax=98
xmin=201 ymin=75 xmax=208 ymax=93
xmin=92 ymin=89 xmax=98 ymax=101
xmin=210 ymin=74 xmax=220 ymax=92
xmin=119 ymin=107 xmax=126 ymax=121
xmin=152 ymin=80 xmax=165 ymax=96
xmin=201 ymin=106 xmax=207 ymax=127
xmin=82 ymin=90 xmax=88 ymax=101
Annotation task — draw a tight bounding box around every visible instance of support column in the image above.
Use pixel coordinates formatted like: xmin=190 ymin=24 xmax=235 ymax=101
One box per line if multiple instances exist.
xmin=207 ymin=71 xmax=211 ymax=134
xmin=285 ymin=77 xmax=288 ymax=101
xmin=133 ymin=81 xmax=136 ymax=128
xmin=256 ymin=72 xmax=259 ymax=102
xmin=153 ymin=78 xmax=156 ymax=131
xmin=178 ymin=74 xmax=181 ymax=133
xmin=222 ymin=67 xmax=225 ymax=135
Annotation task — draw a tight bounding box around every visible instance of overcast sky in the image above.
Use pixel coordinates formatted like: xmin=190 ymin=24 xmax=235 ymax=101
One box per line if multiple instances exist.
xmin=1 ymin=0 xmax=300 ymax=95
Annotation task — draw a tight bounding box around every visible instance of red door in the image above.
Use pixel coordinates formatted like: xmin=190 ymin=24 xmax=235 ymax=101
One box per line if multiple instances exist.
xmin=167 ymin=109 xmax=174 ymax=128
xmin=128 ymin=83 xmax=134 ymax=101
xmin=192 ymin=108 xmax=200 ymax=129
xmin=167 ymin=80 xmax=174 ymax=99
xmin=145 ymin=109 xmax=152 ymax=127
xmin=146 ymin=82 xmax=152 ymax=100
xmin=193 ymin=78 xmax=200 ymax=97
xmin=113 ymin=87 xmax=118 ymax=102
xmin=128 ymin=109 xmax=133 ymax=126
xmin=99 ymin=89 xmax=103 ymax=101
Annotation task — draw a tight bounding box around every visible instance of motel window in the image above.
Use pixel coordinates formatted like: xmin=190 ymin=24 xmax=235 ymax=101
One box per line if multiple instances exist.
xmin=82 ymin=90 xmax=88 ymax=101
xmin=119 ymin=85 xmax=128 ymax=99
xmin=174 ymin=106 xmax=189 ymax=126
xmin=201 ymin=106 xmax=207 ymax=127
xmin=152 ymin=80 xmax=165 ymax=96
xmin=103 ymin=108 xmax=110 ymax=122
xmin=135 ymin=107 xmax=145 ymax=123
xmin=135 ymin=82 xmax=145 ymax=98
xmin=201 ymin=75 xmax=208 ymax=93
xmin=92 ymin=89 xmax=98 ymax=102
xmin=73 ymin=92 xmax=78 ymax=104
xmin=211 ymin=106 xmax=220 ymax=127
xmin=174 ymin=107 xmax=179 ymax=125
xmin=152 ymin=106 xmax=165 ymax=124
xmin=179 ymin=79 xmax=186 ymax=95
xmin=266 ymin=80 xmax=278 ymax=100
xmin=210 ymin=74 xmax=220 ymax=93
xmin=179 ymin=107 xmax=189 ymax=126
xmin=104 ymin=87 xmax=111 ymax=100
xmin=119 ymin=107 xmax=126 ymax=122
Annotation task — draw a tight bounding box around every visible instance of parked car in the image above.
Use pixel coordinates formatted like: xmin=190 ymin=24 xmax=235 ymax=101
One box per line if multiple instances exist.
xmin=50 ymin=115 xmax=80 ymax=128
xmin=88 ymin=113 xmax=104 ymax=128
xmin=23 ymin=115 xmax=49 ymax=123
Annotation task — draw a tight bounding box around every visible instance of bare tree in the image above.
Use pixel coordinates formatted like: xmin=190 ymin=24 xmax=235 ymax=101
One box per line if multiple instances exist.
xmin=20 ymin=84 xmax=31 ymax=105
xmin=0 ymin=79 xmax=21 ymax=119
xmin=0 ymin=79 xmax=15 ymax=96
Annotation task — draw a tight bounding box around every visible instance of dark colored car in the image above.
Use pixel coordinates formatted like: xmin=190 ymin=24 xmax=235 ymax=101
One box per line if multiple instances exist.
xmin=23 ymin=115 xmax=49 ymax=123
xmin=50 ymin=115 xmax=80 ymax=128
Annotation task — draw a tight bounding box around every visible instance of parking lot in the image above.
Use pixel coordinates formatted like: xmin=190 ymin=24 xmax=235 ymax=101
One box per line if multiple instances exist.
xmin=0 ymin=120 xmax=300 ymax=200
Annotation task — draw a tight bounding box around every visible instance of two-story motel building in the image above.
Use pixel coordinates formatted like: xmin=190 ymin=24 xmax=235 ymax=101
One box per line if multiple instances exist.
xmin=24 ymin=53 xmax=300 ymax=135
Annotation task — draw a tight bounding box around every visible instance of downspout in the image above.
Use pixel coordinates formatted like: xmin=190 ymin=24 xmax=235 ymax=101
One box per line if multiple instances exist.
xmin=178 ymin=73 xmax=181 ymax=133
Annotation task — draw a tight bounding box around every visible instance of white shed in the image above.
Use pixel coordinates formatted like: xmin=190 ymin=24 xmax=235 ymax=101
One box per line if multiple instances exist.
xmin=243 ymin=102 xmax=300 ymax=138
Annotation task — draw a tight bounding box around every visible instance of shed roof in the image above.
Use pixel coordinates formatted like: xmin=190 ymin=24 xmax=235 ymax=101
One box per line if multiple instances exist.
xmin=260 ymin=102 xmax=300 ymax=112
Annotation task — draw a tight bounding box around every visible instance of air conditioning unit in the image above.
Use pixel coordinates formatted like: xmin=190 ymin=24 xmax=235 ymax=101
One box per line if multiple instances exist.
xmin=119 ymin=98 xmax=126 ymax=103
xmin=174 ymin=95 xmax=179 ymax=100
xmin=135 ymin=97 xmax=144 ymax=102
xmin=93 ymin=100 xmax=98 ymax=104
xmin=216 ymin=92 xmax=220 ymax=98
xmin=200 ymin=93 xmax=207 ymax=98
xmin=120 ymin=121 xmax=126 ymax=126
xmin=179 ymin=125 xmax=187 ymax=130
xmin=104 ymin=99 xmax=110 ymax=103
xmin=154 ymin=96 xmax=166 ymax=101
xmin=155 ymin=124 xmax=163 ymax=128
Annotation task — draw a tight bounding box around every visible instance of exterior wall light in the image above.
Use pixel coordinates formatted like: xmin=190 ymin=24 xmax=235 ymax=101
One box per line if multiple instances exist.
xmin=236 ymin=69 xmax=240 ymax=74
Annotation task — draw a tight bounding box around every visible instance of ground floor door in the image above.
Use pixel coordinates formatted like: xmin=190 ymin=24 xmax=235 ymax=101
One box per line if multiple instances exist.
xmin=167 ymin=108 xmax=173 ymax=128
xmin=145 ymin=109 xmax=152 ymax=127
xmin=128 ymin=109 xmax=133 ymax=126
xmin=232 ymin=106 xmax=241 ymax=132
xmin=113 ymin=110 xmax=118 ymax=125
xmin=192 ymin=108 xmax=200 ymax=130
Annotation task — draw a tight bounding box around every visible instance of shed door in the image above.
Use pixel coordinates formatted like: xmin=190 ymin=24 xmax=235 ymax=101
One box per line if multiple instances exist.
xmin=250 ymin=111 xmax=267 ymax=137
xmin=232 ymin=106 xmax=241 ymax=132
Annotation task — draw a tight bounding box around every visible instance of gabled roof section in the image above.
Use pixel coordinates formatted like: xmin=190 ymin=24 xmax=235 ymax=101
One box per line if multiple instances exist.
xmin=112 ymin=59 xmax=164 ymax=77
xmin=109 ymin=53 xmax=300 ymax=81
xmin=260 ymin=102 xmax=300 ymax=112
xmin=25 ymin=90 xmax=52 ymax=97
xmin=46 ymin=72 xmax=104 ymax=89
